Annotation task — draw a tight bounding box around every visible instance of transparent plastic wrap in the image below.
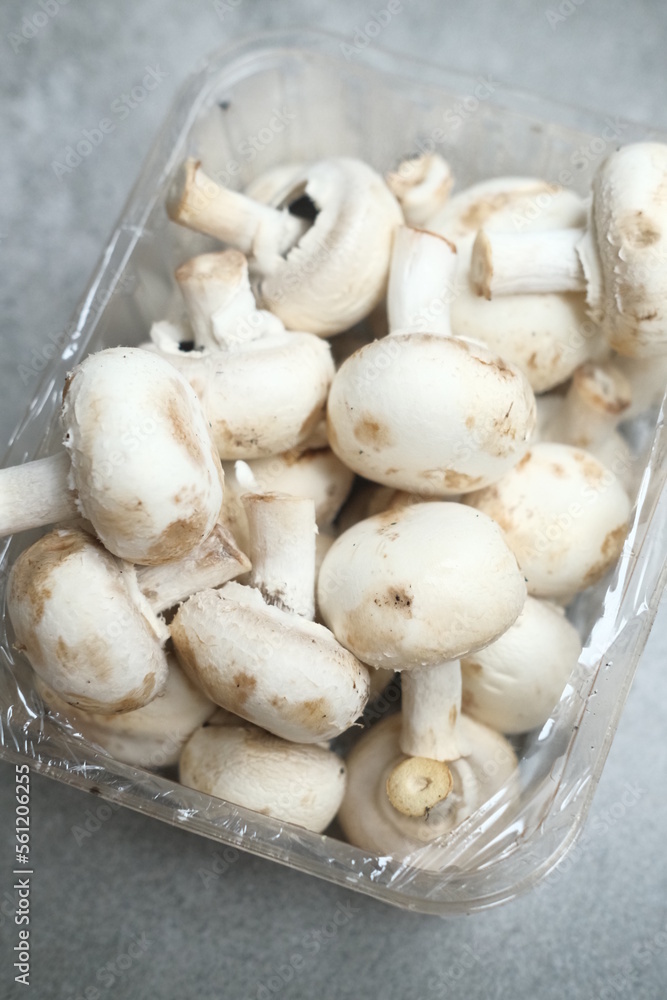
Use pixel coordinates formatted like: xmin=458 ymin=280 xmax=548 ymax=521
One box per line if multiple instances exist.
xmin=1 ymin=30 xmax=666 ymax=915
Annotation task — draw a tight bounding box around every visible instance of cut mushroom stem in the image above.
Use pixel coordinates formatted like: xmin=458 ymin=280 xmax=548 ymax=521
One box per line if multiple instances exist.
xmin=543 ymin=361 xmax=632 ymax=450
xmin=385 ymin=756 xmax=453 ymax=818
xmin=470 ymin=227 xmax=586 ymax=298
xmin=385 ymin=153 xmax=453 ymax=228
xmin=399 ymin=661 xmax=470 ymax=761
xmin=167 ymin=158 xmax=308 ymax=259
xmin=175 ymin=251 xmax=283 ymax=351
xmin=387 ymin=226 xmax=458 ymax=336
xmin=0 ymin=452 xmax=75 ymax=536
xmin=243 ymin=492 xmax=316 ymax=620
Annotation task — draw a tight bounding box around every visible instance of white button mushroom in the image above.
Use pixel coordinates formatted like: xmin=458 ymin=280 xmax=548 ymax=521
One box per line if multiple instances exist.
xmin=180 ymin=721 xmax=346 ymax=833
xmin=8 ymin=522 xmax=248 ymax=714
xmin=469 ymin=144 xmax=667 ymax=357
xmin=145 ymin=254 xmax=335 ymax=460
xmin=167 ymin=157 xmax=402 ymax=336
xmin=327 ymin=228 xmax=536 ymax=496
xmin=36 ymin=654 xmax=216 ymax=769
xmin=461 ymin=597 xmax=582 ymax=734
xmin=0 ymin=347 xmax=225 ymax=565
xmin=385 ymin=152 xmax=453 ymax=227
xmin=171 ymin=493 xmax=369 ymax=743
xmin=427 ymin=176 xmax=594 ymax=392
xmin=318 ymin=502 xmax=526 ymax=815
xmin=465 ymin=442 xmax=631 ymax=599
xmin=337 ymin=714 xmax=517 ymax=868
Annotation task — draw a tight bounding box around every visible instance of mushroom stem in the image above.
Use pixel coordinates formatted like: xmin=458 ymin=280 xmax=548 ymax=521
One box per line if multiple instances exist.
xmin=135 ymin=523 xmax=251 ymax=613
xmin=175 ymin=251 xmax=285 ymax=351
xmin=544 ymin=361 xmax=632 ymax=450
xmin=400 ymin=660 xmax=471 ymax=761
xmin=167 ymin=159 xmax=308 ymax=261
xmin=0 ymin=452 xmax=75 ymax=537
xmin=385 ymin=153 xmax=453 ymax=228
xmin=387 ymin=226 xmax=458 ymax=336
xmin=243 ymin=492 xmax=316 ymax=620
xmin=470 ymin=227 xmax=587 ymax=298
xmin=385 ymin=755 xmax=453 ymax=818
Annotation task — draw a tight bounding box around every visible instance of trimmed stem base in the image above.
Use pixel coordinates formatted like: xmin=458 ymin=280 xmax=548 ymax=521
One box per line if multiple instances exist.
xmin=470 ymin=227 xmax=587 ymax=298
xmin=243 ymin=492 xmax=316 ymax=620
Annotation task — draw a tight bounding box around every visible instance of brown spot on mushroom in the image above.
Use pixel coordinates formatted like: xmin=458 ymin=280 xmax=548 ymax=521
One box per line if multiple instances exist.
xmin=231 ymin=672 xmax=257 ymax=706
xmin=67 ymin=671 xmax=157 ymax=714
xmin=515 ymin=451 xmax=533 ymax=471
xmin=354 ymin=414 xmax=393 ymax=450
xmin=381 ymin=588 xmax=413 ymax=616
xmin=9 ymin=528 xmax=96 ymax=626
xmin=429 ymin=468 xmax=484 ymax=492
xmin=602 ymin=523 xmax=628 ymax=561
xmin=474 ymin=355 xmax=514 ymax=379
xmin=463 ymin=660 xmax=483 ymax=675
xmin=384 ymin=467 xmax=400 ymax=476
xmin=551 ymin=463 xmax=566 ymax=479
xmin=459 ymin=185 xmax=553 ymax=233
xmin=465 ymin=415 xmax=475 ymax=430
xmin=619 ymin=210 xmax=661 ymax=249
xmin=571 ymin=450 xmax=605 ymax=484
xmin=449 ymin=705 xmax=458 ymax=726
xmin=145 ymin=512 xmax=209 ymax=564
xmin=166 ymin=390 xmax=206 ymax=462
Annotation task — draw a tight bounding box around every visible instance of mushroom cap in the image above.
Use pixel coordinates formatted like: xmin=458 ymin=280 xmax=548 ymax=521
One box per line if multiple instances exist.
xmin=465 ymin=442 xmax=631 ymax=599
xmin=461 ymin=597 xmax=582 ymax=734
xmin=326 ymin=334 xmax=536 ymax=496
xmin=258 ymin=158 xmax=403 ymax=335
xmin=428 ymin=176 xmax=595 ymax=391
xmin=170 ymin=582 xmax=370 ymax=743
xmin=63 ymin=347 xmax=224 ymax=565
xmin=8 ymin=527 xmax=168 ymax=714
xmin=36 ymin=654 xmax=215 ymax=768
xmin=317 ymin=502 xmax=527 ymax=670
xmin=145 ymin=331 xmax=334 ymax=459
xmin=429 ymin=176 xmax=585 ymax=240
xmin=180 ymin=722 xmax=346 ymax=833
xmin=337 ymin=714 xmax=517 ymax=868
xmin=221 ymin=448 xmax=354 ymax=552
xmin=588 ymin=143 xmax=667 ymax=357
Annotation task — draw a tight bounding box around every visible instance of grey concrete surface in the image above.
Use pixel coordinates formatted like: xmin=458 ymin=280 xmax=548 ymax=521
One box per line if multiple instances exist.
xmin=1 ymin=1 xmax=667 ymax=997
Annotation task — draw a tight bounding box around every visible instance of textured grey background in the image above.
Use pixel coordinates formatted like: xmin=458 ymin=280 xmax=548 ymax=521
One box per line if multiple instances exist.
xmin=1 ymin=1 xmax=667 ymax=998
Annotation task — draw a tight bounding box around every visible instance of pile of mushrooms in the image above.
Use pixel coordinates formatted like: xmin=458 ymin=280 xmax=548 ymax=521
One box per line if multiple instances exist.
xmin=4 ymin=141 xmax=666 ymax=865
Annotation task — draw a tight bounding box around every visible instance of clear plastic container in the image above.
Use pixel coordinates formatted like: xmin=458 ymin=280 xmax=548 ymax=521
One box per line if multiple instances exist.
xmin=1 ymin=29 xmax=666 ymax=915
